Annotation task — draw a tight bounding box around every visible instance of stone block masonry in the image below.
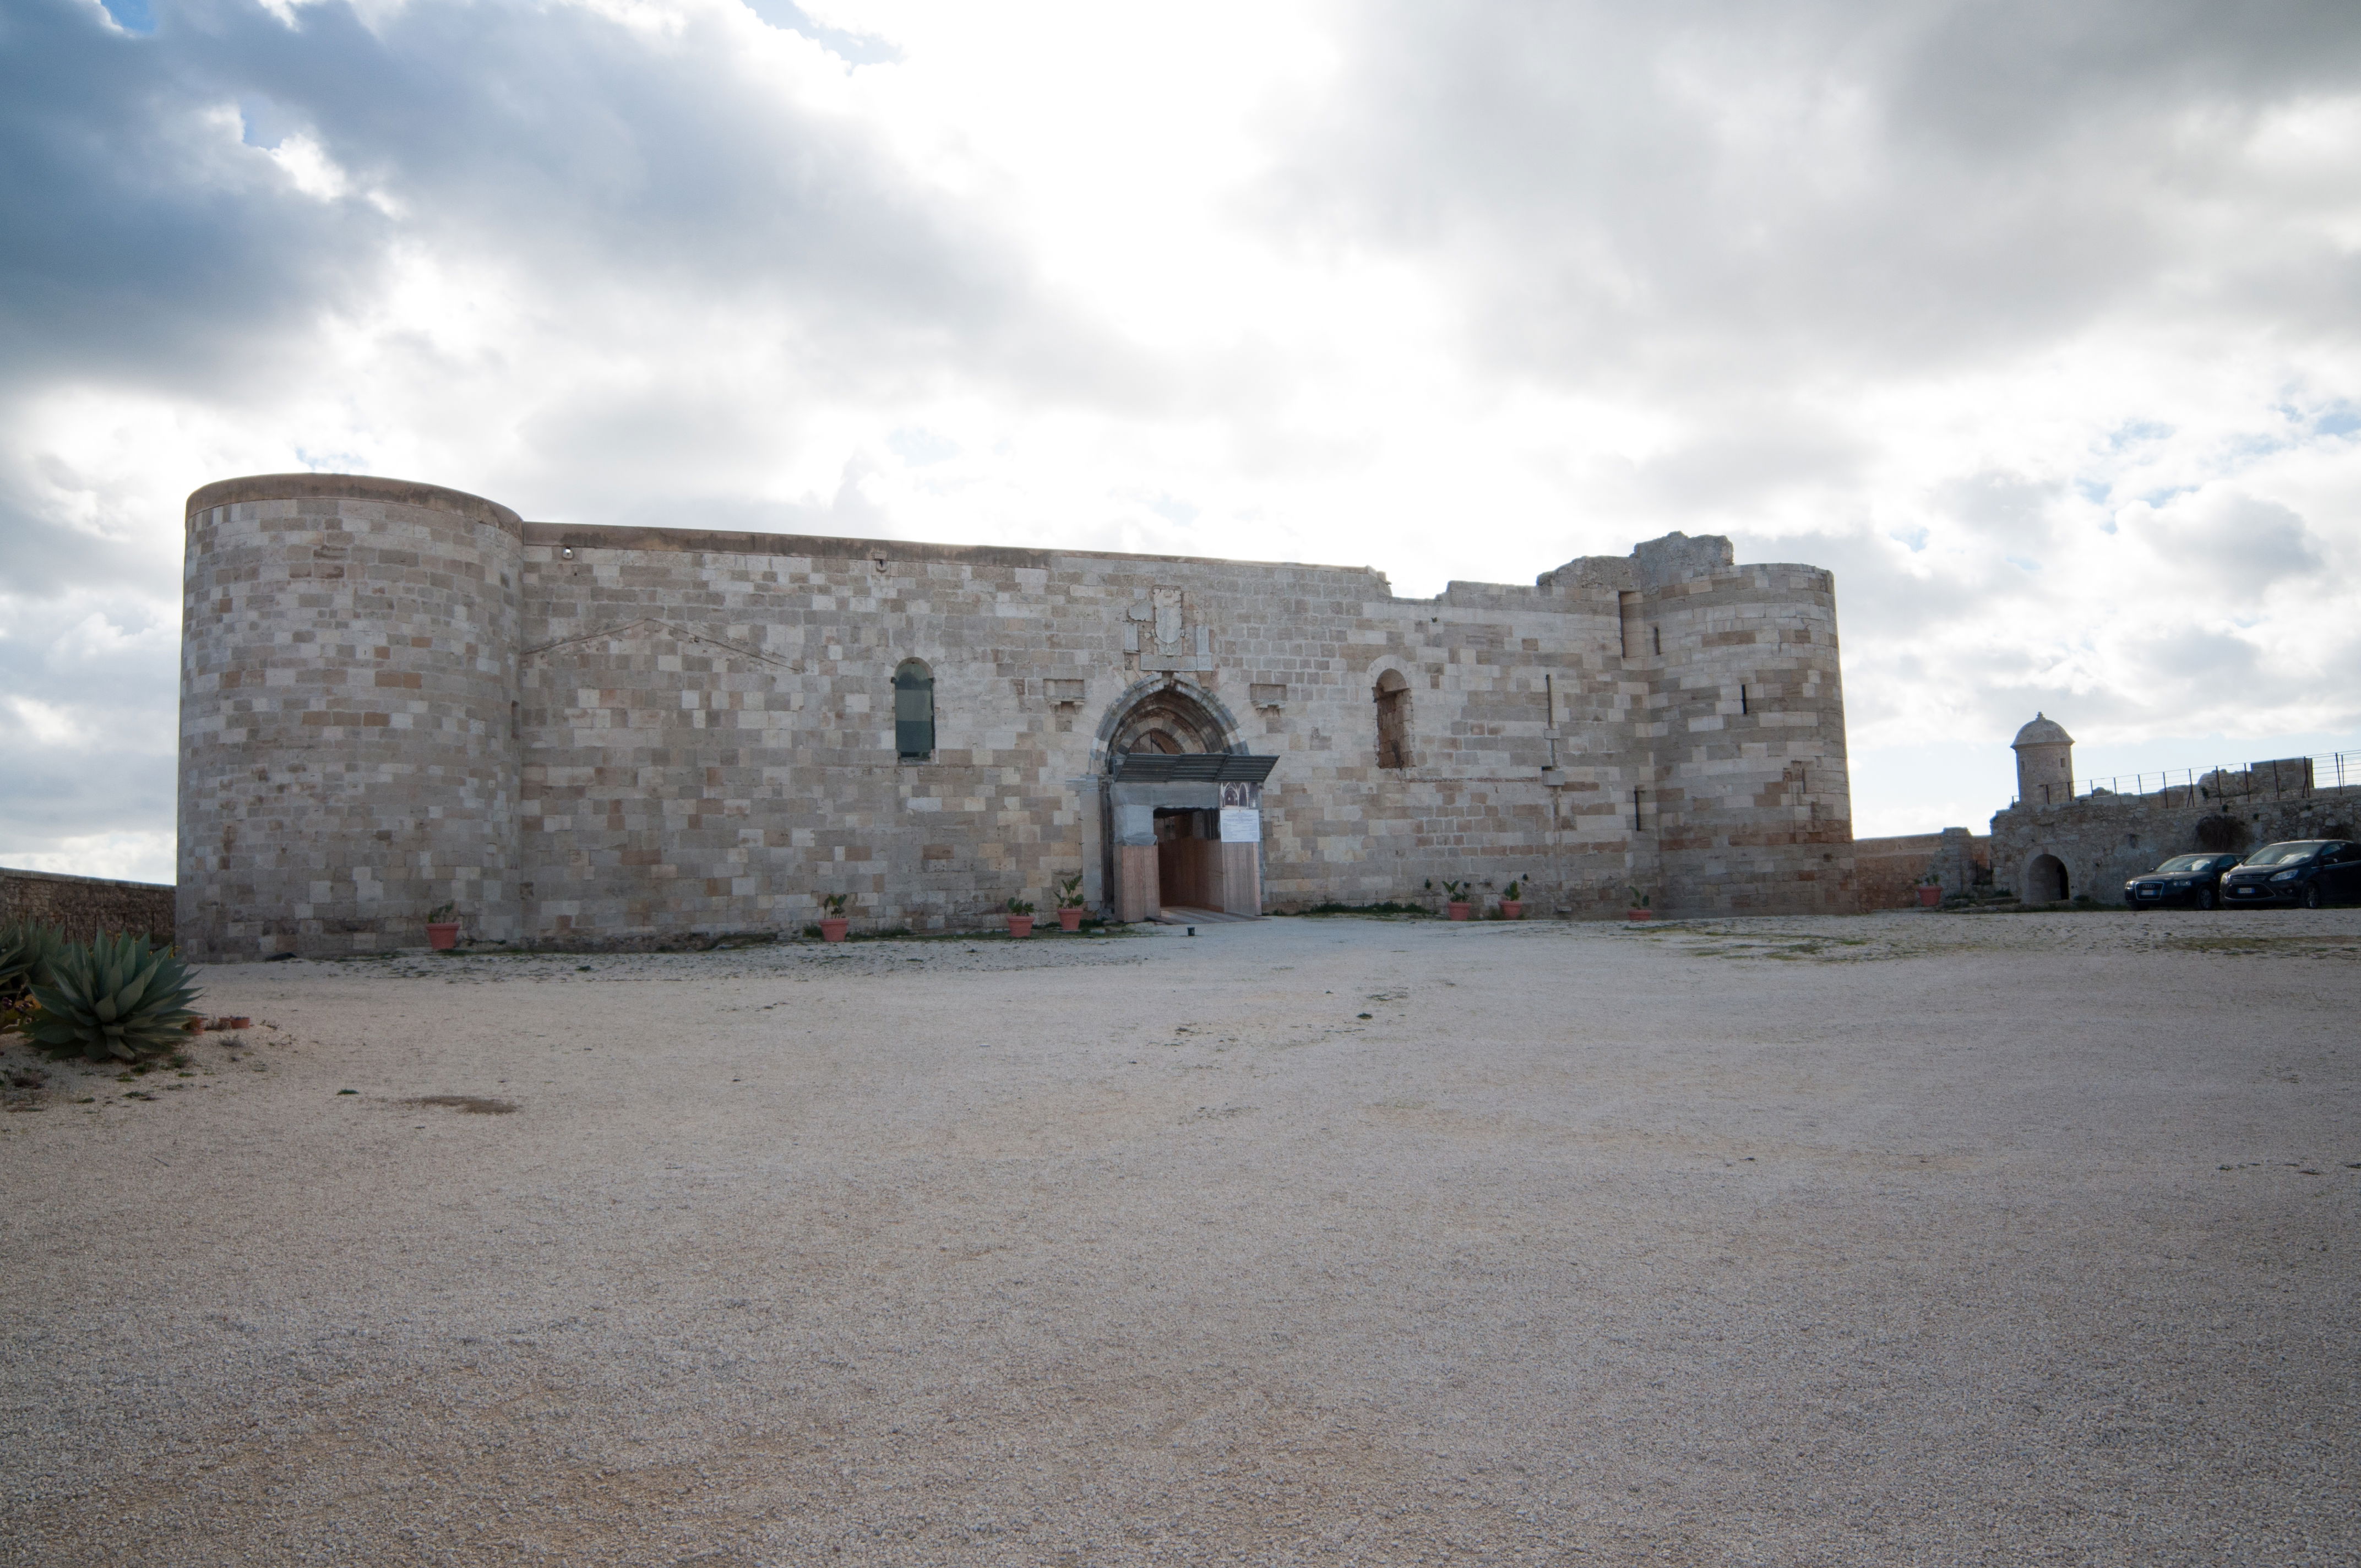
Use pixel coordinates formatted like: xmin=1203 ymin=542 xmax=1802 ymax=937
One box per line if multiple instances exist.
xmin=2 ymin=867 xmax=176 ymax=945
xmin=178 ymin=474 xmax=1859 ymax=958
xmin=1992 ymin=785 xmax=2361 ymax=904
xmin=1851 ymin=828 xmax=1992 ymax=908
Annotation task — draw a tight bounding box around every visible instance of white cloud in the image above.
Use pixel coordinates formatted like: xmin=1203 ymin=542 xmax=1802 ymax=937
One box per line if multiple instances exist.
xmin=2 ymin=0 xmax=2359 ymax=878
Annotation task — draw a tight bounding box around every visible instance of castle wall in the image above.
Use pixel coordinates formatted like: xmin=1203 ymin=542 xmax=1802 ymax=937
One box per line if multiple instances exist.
xmin=1851 ymin=829 xmax=1990 ymax=908
xmin=178 ymin=477 xmax=524 ymax=960
xmin=1635 ymin=561 xmax=1854 ymax=915
xmin=1990 ymin=781 xmax=2361 ymax=903
xmin=1 ymin=866 xmax=176 ymax=945
xmin=178 ymin=474 xmax=1859 ymax=953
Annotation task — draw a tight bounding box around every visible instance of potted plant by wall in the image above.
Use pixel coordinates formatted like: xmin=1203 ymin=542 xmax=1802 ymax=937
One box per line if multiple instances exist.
xmin=1626 ymin=884 xmax=1653 ymax=922
xmin=1499 ymin=878 xmax=1525 ymax=921
xmin=1441 ymin=880 xmax=1473 ymax=921
xmin=426 ymin=903 xmax=461 ymax=950
xmin=818 ymin=893 xmax=850 ymax=943
xmin=1054 ymin=874 xmax=1086 ymax=932
xmin=1006 ymin=897 xmax=1036 ymax=939
xmin=1917 ymin=873 xmax=1943 ymax=908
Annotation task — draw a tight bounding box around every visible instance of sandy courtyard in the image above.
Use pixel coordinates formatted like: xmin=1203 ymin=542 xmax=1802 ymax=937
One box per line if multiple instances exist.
xmin=4 ymin=910 xmax=2357 ymax=1566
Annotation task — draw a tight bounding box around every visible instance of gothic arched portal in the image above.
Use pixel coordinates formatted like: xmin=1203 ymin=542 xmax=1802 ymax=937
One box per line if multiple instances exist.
xmin=1092 ymin=680 xmax=1262 ymax=922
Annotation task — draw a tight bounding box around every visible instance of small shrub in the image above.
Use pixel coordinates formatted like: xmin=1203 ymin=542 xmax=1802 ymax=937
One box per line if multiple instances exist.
xmin=1007 ymin=897 xmax=1036 ymax=916
xmin=23 ymin=934 xmax=203 ymax=1063
xmin=1 ymin=921 xmax=68 ymax=1022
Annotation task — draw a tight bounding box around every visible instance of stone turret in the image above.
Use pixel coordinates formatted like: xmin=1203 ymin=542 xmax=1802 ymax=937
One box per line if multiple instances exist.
xmin=178 ymin=475 xmax=525 ymax=959
xmin=2011 ymin=712 xmax=2074 ymax=806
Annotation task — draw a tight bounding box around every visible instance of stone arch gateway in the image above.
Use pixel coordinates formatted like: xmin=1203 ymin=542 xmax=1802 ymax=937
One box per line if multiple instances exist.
xmin=1091 ymin=680 xmax=1274 ymax=922
xmin=2025 ymin=853 xmax=2070 ymax=903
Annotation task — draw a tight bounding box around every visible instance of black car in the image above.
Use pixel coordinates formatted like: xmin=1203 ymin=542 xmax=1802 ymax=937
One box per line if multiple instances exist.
xmin=2123 ymin=853 xmax=2244 ymax=910
xmin=2219 ymin=840 xmax=2361 ymax=909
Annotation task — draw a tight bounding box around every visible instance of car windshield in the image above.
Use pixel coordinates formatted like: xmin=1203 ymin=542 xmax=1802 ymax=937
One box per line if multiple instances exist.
xmin=2242 ymin=842 xmax=2326 ymax=867
xmin=2153 ymin=856 xmax=2213 ymax=873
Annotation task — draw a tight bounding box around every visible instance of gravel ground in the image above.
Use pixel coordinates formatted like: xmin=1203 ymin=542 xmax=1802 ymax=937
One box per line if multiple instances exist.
xmin=3 ymin=909 xmax=2356 ymax=1566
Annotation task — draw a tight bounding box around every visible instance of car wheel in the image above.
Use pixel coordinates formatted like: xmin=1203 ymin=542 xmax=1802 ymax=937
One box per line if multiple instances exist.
xmin=2303 ymin=884 xmax=2322 ymax=910
xmin=2198 ymin=888 xmax=2216 ymax=911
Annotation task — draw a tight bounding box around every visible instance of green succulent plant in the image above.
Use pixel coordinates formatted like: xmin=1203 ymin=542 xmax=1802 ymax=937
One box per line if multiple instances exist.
xmin=23 ymin=933 xmax=202 ymax=1062
xmin=0 ymin=921 xmax=68 ymax=1024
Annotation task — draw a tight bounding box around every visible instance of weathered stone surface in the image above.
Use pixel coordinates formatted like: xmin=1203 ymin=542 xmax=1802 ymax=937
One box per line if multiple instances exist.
xmin=1987 ymin=721 xmax=2358 ymax=902
xmin=178 ymin=473 xmax=1857 ymax=956
xmin=1853 ymin=827 xmax=1992 ymax=908
xmin=0 ymin=867 xmax=176 ymax=944
xmin=1993 ymin=785 xmax=2360 ymax=902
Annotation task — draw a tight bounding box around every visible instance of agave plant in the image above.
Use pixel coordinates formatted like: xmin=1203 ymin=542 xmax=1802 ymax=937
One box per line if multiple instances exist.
xmin=23 ymin=933 xmax=203 ymax=1062
xmin=0 ymin=921 xmax=68 ymax=1024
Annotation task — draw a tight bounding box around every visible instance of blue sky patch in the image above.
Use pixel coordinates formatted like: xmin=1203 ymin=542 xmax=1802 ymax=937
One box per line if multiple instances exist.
xmin=99 ymin=0 xmax=155 ymax=33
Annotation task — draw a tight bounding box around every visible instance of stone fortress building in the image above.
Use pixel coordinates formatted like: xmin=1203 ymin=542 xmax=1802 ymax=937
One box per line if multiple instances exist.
xmin=176 ymin=473 xmax=1857 ymax=959
xmin=1853 ymin=714 xmax=2359 ymax=908
xmin=1989 ymin=716 xmax=2356 ymax=903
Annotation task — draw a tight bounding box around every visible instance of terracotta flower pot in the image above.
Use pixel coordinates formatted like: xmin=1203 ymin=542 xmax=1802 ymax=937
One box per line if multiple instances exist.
xmin=1626 ymin=908 xmax=1653 ymax=922
xmin=426 ymin=922 xmax=460 ymax=951
xmin=1058 ymin=907 xmax=1084 ymax=932
xmin=1499 ymin=901 xmax=1524 ymax=920
xmin=1008 ymin=914 xmax=1035 ymax=938
xmin=1448 ymin=901 xmax=1471 ymax=921
xmin=819 ymin=918 xmax=848 ymax=943
xmin=1917 ymin=885 xmax=1943 ymax=907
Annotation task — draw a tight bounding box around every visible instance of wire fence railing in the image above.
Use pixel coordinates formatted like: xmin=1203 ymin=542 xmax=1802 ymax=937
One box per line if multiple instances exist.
xmin=2012 ymin=751 xmax=2358 ymax=809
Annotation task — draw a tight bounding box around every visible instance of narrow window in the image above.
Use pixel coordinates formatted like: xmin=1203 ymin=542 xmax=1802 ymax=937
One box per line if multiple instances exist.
xmin=1651 ymin=624 xmax=1662 ymax=656
xmin=1633 ymin=787 xmax=1645 ymax=831
xmin=1739 ymin=684 xmax=1749 ymax=715
xmin=1618 ymin=592 xmax=1640 ymax=658
xmin=1374 ymin=669 xmax=1412 ymax=770
xmin=893 ymin=659 xmax=935 ymax=761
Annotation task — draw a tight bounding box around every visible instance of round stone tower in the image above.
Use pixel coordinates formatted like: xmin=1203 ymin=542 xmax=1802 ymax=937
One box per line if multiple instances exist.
xmin=178 ymin=475 xmax=525 ymax=959
xmin=2011 ymin=712 xmax=2075 ymax=806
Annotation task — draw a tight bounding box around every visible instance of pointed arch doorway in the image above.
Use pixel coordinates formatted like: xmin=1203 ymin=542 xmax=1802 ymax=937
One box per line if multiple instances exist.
xmin=1091 ymin=679 xmax=1276 ymax=923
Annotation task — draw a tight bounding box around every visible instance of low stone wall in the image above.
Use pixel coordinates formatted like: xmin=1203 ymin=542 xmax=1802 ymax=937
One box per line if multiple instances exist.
xmin=1852 ymin=828 xmax=1991 ymax=909
xmin=1990 ymin=786 xmax=2361 ymax=902
xmin=1 ymin=867 xmax=178 ymax=944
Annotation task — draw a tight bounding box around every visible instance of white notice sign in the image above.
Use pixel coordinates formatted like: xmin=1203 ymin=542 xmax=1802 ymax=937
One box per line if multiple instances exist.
xmin=1219 ymin=807 xmax=1262 ymax=843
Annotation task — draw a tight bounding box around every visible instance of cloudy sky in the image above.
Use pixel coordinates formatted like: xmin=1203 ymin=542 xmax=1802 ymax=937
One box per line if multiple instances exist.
xmin=5 ymin=0 xmax=2359 ymax=882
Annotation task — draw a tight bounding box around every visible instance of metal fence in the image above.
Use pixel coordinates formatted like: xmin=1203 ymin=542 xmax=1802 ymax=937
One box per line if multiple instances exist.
xmin=2012 ymin=750 xmax=2358 ymax=808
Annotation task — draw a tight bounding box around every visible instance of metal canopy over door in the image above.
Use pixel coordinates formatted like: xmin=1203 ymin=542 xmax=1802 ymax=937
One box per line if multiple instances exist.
xmin=1096 ymin=696 xmax=1276 ymax=923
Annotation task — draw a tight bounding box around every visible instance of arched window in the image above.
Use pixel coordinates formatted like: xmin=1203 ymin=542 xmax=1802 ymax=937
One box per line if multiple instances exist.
xmin=1374 ymin=669 xmax=1412 ymax=770
xmin=893 ymin=660 xmax=935 ymax=761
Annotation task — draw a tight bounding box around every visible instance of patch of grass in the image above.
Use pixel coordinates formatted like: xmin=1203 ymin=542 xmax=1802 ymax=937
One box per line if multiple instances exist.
xmin=2167 ymin=935 xmax=2361 ymax=958
xmin=1281 ymin=902 xmax=1437 ymax=918
xmin=404 ymin=1095 xmax=519 ymax=1115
